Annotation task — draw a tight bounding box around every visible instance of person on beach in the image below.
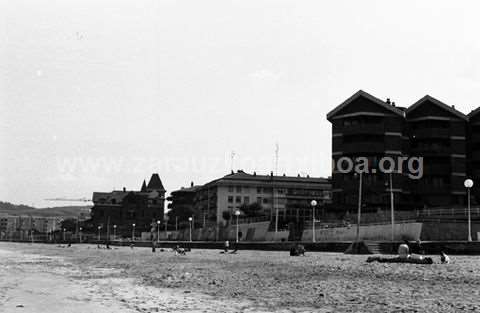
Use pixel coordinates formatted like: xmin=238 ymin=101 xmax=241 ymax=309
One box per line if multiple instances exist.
xmin=151 ymin=241 xmax=156 ymax=253
xmin=398 ymin=241 xmax=410 ymax=259
xmin=440 ymin=251 xmax=450 ymax=264
xmin=224 ymin=240 xmax=229 ymax=253
xmin=412 ymin=239 xmax=425 ymax=255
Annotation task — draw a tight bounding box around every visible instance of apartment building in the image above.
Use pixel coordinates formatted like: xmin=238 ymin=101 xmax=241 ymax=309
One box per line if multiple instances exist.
xmin=328 ymin=90 xmax=478 ymax=211
xmin=469 ymin=108 xmax=480 ymax=203
xmin=406 ymin=96 xmax=469 ymax=206
xmin=327 ymin=90 xmax=410 ymax=212
xmin=168 ymin=171 xmax=332 ymax=228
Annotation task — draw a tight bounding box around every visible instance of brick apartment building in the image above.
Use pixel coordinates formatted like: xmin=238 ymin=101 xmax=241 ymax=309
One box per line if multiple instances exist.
xmin=328 ymin=90 xmax=478 ymax=212
xmin=90 ymin=174 xmax=165 ymax=235
xmin=168 ymin=171 xmax=332 ymax=229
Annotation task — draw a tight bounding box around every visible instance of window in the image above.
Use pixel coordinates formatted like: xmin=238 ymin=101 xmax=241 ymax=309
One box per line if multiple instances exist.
xmin=228 ymin=186 xmax=234 ymax=192
xmin=236 ymin=186 xmax=242 ymax=193
xmin=236 ymin=196 xmax=241 ymax=203
xmin=228 ymin=196 xmax=233 ymax=203
xmin=257 ymin=187 xmax=262 ymax=193
xmin=243 ymin=186 xmax=249 ymax=192
xmin=244 ymin=196 xmax=250 ymax=204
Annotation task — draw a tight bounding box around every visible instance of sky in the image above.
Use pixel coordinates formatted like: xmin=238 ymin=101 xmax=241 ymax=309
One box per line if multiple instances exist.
xmin=1 ymin=0 xmax=480 ymax=208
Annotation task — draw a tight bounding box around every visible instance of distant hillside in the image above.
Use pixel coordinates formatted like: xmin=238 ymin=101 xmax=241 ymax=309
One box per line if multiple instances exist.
xmin=0 ymin=201 xmax=91 ymax=218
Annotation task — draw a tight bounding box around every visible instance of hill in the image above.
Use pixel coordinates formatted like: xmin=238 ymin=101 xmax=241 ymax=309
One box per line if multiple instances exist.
xmin=0 ymin=201 xmax=91 ymax=218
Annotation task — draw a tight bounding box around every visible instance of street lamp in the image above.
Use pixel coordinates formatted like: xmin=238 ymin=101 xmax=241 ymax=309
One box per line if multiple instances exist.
xmin=113 ymin=225 xmax=117 ymax=241
xmin=63 ymin=228 xmax=66 ymax=242
xmin=188 ymin=217 xmax=193 ymax=242
xmin=234 ymin=210 xmax=241 ymax=243
xmin=465 ymin=179 xmax=474 ymax=242
xmin=97 ymin=226 xmax=101 ymax=241
xmin=157 ymin=220 xmax=161 ymax=243
xmin=164 ymin=215 xmax=169 ymax=240
xmin=79 ymin=227 xmax=83 ymax=243
xmin=311 ymin=200 xmax=317 ymax=243
xmin=354 ymin=172 xmax=363 ymax=243
xmin=132 ymin=223 xmax=136 ymax=241
xmin=386 ymin=172 xmax=395 ymax=241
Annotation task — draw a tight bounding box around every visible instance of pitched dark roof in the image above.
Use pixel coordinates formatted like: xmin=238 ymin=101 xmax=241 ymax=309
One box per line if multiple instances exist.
xmin=468 ymin=107 xmax=480 ymax=118
xmin=407 ymin=95 xmax=468 ymax=121
xmin=170 ymin=185 xmax=202 ymax=194
xmin=327 ymin=90 xmax=405 ymax=120
xmin=147 ymin=173 xmax=165 ymax=191
xmin=140 ymin=180 xmax=147 ymax=192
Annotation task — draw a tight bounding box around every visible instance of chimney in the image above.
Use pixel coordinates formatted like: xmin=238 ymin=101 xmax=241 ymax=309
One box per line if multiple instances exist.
xmin=231 ymin=170 xmax=234 ymax=174
xmin=297 ymin=174 xmax=300 ymax=177
xmin=283 ymin=173 xmax=286 ymax=176
xmin=306 ymin=175 xmax=310 ymax=178
xmin=386 ymin=98 xmax=391 ymax=104
xmin=190 ymin=181 xmax=194 ymax=187
xmin=123 ymin=187 xmax=126 ymax=192
xmin=392 ymin=102 xmax=395 ymax=107
xmin=270 ymin=171 xmax=273 ymax=177
xmin=253 ymin=171 xmax=256 ymax=176
xmin=452 ymin=105 xmax=456 ymax=109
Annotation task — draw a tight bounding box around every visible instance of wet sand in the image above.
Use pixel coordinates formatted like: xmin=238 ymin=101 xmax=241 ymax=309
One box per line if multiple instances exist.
xmin=1 ymin=242 xmax=479 ymax=312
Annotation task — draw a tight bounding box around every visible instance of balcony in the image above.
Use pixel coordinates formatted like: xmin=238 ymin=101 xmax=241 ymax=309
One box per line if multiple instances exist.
xmin=473 ymin=169 xmax=480 ymax=179
xmin=410 ymin=146 xmax=451 ymax=156
xmin=423 ymin=164 xmax=451 ymax=175
xmin=341 ymin=124 xmax=386 ymax=136
xmin=342 ymin=143 xmax=385 ymax=154
xmin=413 ymin=184 xmax=451 ymax=195
xmin=472 ymin=132 xmax=480 ymax=143
xmin=411 ymin=128 xmax=450 ymax=139
xmin=473 ymin=151 xmax=480 ymax=161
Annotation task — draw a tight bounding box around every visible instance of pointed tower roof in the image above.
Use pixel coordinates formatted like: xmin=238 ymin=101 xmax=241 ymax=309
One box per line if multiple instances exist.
xmin=140 ymin=179 xmax=147 ymax=192
xmin=147 ymin=173 xmax=165 ymax=191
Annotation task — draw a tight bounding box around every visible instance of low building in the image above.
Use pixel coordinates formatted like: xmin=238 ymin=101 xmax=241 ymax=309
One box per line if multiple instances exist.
xmin=168 ymin=171 xmax=332 ymax=229
xmin=0 ymin=214 xmax=62 ymax=239
xmin=90 ymin=174 xmax=166 ymax=236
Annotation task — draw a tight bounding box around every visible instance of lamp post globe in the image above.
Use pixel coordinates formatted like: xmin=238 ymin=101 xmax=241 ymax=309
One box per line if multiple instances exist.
xmin=465 ymin=179 xmax=474 ymax=188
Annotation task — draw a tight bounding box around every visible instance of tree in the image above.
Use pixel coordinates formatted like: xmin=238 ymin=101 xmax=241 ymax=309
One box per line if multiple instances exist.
xmin=60 ymin=218 xmax=77 ymax=232
xmin=222 ymin=211 xmax=231 ymax=223
xmin=239 ymin=202 xmax=263 ymax=217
